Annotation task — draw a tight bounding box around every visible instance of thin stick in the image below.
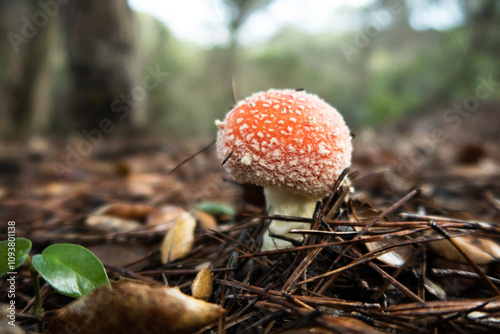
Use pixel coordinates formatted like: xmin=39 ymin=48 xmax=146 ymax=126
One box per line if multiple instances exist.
xmin=429 ymin=220 xmax=500 ymax=295
xmin=221 ymin=151 xmax=233 ymax=165
xmin=167 ymin=140 xmax=216 ymax=174
xmin=231 ymin=77 xmax=237 ymax=104
xmin=372 ymin=246 xmax=420 ymax=300
xmin=316 ymin=188 xmax=420 ymax=293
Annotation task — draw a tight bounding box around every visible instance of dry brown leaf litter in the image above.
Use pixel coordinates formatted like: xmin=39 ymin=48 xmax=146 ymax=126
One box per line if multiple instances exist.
xmin=1 ymin=105 xmax=500 ymax=333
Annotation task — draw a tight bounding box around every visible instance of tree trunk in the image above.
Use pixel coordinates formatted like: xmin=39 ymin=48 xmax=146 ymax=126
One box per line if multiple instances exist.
xmin=0 ymin=0 xmax=55 ymax=136
xmin=62 ymin=0 xmax=140 ymax=133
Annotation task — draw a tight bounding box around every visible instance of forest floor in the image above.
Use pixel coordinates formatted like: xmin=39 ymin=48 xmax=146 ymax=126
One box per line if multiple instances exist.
xmin=1 ymin=102 xmax=500 ymax=333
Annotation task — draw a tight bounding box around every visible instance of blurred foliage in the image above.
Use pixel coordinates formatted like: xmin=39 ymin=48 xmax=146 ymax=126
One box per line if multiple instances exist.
xmin=141 ymin=1 xmax=500 ymax=138
xmin=0 ymin=0 xmax=499 ymax=139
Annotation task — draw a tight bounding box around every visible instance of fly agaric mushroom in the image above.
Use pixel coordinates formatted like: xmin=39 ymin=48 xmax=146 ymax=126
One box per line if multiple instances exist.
xmin=215 ymin=89 xmax=352 ymax=251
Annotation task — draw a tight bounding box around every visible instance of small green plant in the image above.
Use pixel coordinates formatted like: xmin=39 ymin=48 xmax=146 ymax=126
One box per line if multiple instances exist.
xmin=0 ymin=237 xmax=31 ymax=277
xmin=195 ymin=202 xmax=236 ymax=217
xmin=1 ymin=238 xmax=110 ymax=326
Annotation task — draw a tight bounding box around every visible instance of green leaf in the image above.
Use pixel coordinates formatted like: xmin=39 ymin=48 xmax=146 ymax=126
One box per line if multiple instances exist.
xmin=195 ymin=202 xmax=236 ymax=217
xmin=0 ymin=237 xmax=32 ymax=277
xmin=32 ymin=244 xmax=110 ymax=298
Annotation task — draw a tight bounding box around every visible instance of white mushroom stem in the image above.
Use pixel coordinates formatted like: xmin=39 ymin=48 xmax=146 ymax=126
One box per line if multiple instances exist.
xmin=261 ymin=187 xmax=320 ymax=251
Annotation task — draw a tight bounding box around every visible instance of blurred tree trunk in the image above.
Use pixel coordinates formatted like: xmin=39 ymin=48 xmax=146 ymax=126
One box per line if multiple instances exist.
xmin=62 ymin=0 xmax=141 ymax=133
xmin=0 ymin=0 xmax=57 ymax=136
xmin=0 ymin=1 xmax=26 ymax=136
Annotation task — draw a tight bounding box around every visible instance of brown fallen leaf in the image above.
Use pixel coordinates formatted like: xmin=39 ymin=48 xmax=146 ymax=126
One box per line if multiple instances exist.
xmin=191 ymin=267 xmax=214 ymax=301
xmin=93 ymin=202 xmax=154 ymax=219
xmin=86 ymin=214 xmax=142 ymax=233
xmin=279 ymin=315 xmax=382 ymax=334
xmin=31 ymin=181 xmax=84 ymax=198
xmin=349 ymin=199 xmax=414 ymax=267
xmin=279 ymin=327 xmax=333 ymax=334
xmin=126 ymin=173 xmax=164 ymax=196
xmin=428 ymin=235 xmax=500 ymax=265
xmin=195 ymin=210 xmax=218 ymax=230
xmin=1 ymin=303 xmax=25 ymax=334
xmin=86 ymin=202 xmax=154 ymax=233
xmin=47 ymin=281 xmax=224 ymax=334
xmin=146 ymin=205 xmax=186 ymax=232
xmin=161 ymin=211 xmax=196 ymax=263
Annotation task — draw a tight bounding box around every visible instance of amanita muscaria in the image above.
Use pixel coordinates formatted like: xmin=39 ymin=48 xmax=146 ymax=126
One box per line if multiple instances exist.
xmin=216 ymin=89 xmax=352 ymax=251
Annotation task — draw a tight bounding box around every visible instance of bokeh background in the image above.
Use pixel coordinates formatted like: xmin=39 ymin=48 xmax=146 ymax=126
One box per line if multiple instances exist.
xmin=0 ymin=0 xmax=499 ymax=141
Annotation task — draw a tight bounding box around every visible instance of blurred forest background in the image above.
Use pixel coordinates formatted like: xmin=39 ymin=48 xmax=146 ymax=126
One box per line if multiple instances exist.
xmin=0 ymin=0 xmax=499 ymax=141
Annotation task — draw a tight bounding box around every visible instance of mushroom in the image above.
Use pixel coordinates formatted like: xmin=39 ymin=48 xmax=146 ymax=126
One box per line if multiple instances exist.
xmin=215 ymin=89 xmax=352 ymax=251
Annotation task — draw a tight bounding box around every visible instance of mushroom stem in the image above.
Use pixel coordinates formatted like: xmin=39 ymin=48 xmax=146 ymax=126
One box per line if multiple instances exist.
xmin=261 ymin=187 xmax=320 ymax=251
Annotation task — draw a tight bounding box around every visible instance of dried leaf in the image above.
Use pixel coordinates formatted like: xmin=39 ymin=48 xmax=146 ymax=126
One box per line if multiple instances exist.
xmin=93 ymin=203 xmax=154 ymax=219
xmin=279 ymin=326 xmax=333 ymax=334
xmin=145 ymin=205 xmax=185 ymax=232
xmin=31 ymin=182 xmax=82 ymax=198
xmin=412 ymin=268 xmax=447 ymax=300
xmin=1 ymin=303 xmax=25 ymax=334
xmin=280 ymin=316 xmax=382 ymax=334
xmin=191 ymin=267 xmax=213 ymax=301
xmin=428 ymin=235 xmax=500 ymax=265
xmin=126 ymin=173 xmax=164 ymax=196
xmin=161 ymin=211 xmax=196 ymax=263
xmin=323 ymin=316 xmax=384 ymax=333
xmin=86 ymin=215 xmax=142 ymax=233
xmin=86 ymin=203 xmax=155 ymax=233
xmin=349 ymin=199 xmax=413 ymax=267
xmin=195 ymin=210 xmax=218 ymax=230
xmin=47 ymin=281 xmax=224 ymax=334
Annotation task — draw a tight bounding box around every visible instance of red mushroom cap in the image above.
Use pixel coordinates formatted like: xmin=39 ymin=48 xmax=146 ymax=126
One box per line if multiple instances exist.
xmin=216 ymin=89 xmax=352 ymax=198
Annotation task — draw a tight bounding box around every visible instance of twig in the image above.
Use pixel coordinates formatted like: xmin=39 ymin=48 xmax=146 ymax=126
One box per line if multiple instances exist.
xmin=316 ymin=188 xmax=420 ymax=293
xmin=428 ymin=220 xmax=500 ymax=295
xmin=167 ymin=140 xmax=216 ymax=174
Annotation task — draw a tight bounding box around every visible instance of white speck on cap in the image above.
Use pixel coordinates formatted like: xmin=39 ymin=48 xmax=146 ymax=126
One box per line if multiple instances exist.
xmin=241 ymin=154 xmax=252 ymax=165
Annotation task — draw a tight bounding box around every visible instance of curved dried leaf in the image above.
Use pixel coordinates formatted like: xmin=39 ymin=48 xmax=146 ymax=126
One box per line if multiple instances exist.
xmin=48 ymin=281 xmax=224 ymax=334
xmin=279 ymin=327 xmax=333 ymax=334
xmin=146 ymin=205 xmax=185 ymax=232
xmin=1 ymin=303 xmax=25 ymax=334
xmin=428 ymin=236 xmax=500 ymax=265
xmin=86 ymin=215 xmax=142 ymax=233
xmin=195 ymin=210 xmax=218 ymax=230
xmin=191 ymin=267 xmax=213 ymax=301
xmin=126 ymin=173 xmax=164 ymax=196
xmin=31 ymin=182 xmax=76 ymax=198
xmin=86 ymin=202 xmax=154 ymax=233
xmin=280 ymin=315 xmax=382 ymax=334
xmin=93 ymin=203 xmax=154 ymax=219
xmin=161 ymin=211 xmax=196 ymax=264
xmin=349 ymin=199 xmax=413 ymax=267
